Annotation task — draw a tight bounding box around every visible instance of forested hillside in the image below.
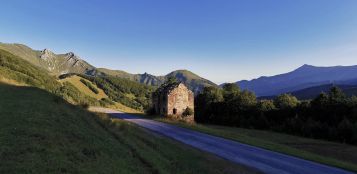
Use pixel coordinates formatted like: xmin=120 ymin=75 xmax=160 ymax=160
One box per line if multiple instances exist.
xmin=79 ymin=75 xmax=154 ymax=110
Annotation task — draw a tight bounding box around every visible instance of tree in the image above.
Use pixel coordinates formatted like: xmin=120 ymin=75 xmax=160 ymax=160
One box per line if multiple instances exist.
xmin=222 ymin=83 xmax=240 ymax=92
xmin=337 ymin=118 xmax=354 ymax=143
xmin=232 ymin=90 xmax=257 ymax=110
xmin=273 ymin=94 xmax=299 ymax=109
xmin=194 ymin=86 xmax=223 ymax=123
xmin=258 ymin=100 xmax=276 ymax=112
xmin=311 ymin=92 xmax=329 ymax=109
xmin=222 ymin=83 xmax=240 ymax=102
xmin=329 ymin=86 xmax=346 ymax=103
xmin=165 ymin=76 xmax=178 ymax=84
xmin=201 ymin=86 xmax=224 ymax=104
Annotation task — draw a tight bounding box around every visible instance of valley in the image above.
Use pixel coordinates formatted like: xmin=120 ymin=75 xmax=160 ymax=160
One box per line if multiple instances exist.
xmin=1 ymin=42 xmax=357 ymax=174
xmin=2 ymin=1 xmax=357 ymax=173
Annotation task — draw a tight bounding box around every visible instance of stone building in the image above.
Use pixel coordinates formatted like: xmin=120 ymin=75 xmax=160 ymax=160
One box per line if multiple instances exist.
xmin=152 ymin=82 xmax=194 ymax=116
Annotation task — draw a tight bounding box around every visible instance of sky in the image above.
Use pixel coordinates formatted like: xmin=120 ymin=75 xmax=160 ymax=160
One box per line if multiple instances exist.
xmin=0 ymin=0 xmax=357 ymax=84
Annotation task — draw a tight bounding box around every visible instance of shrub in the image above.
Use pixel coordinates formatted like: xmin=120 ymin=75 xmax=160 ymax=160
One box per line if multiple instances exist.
xmin=182 ymin=107 xmax=194 ymax=116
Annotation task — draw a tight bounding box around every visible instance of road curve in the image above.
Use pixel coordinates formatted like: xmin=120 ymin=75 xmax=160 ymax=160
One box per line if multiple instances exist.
xmin=91 ymin=107 xmax=354 ymax=174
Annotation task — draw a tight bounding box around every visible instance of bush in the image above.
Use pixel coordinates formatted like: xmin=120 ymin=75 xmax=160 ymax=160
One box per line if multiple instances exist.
xmin=182 ymin=107 xmax=194 ymax=116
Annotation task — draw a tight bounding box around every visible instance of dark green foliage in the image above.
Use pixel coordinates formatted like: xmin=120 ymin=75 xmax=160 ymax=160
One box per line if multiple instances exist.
xmin=80 ymin=78 xmax=99 ymax=94
xmin=80 ymin=74 xmax=153 ymax=111
xmin=166 ymin=76 xmax=178 ymax=84
xmin=274 ymin=94 xmax=299 ymax=109
xmin=182 ymin=107 xmax=194 ymax=116
xmin=258 ymin=100 xmax=276 ymax=112
xmin=195 ymin=85 xmax=357 ymax=145
xmin=195 ymin=83 xmax=258 ymax=126
xmin=338 ymin=118 xmax=354 ymax=143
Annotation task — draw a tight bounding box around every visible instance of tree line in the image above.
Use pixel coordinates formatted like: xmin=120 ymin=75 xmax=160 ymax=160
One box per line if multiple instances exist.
xmin=195 ymin=83 xmax=357 ymax=145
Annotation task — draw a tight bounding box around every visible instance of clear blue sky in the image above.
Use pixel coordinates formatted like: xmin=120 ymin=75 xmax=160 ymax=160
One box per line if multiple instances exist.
xmin=1 ymin=0 xmax=357 ymax=84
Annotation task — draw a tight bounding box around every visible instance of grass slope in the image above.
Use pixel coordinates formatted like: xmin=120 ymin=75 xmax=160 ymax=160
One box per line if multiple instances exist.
xmin=81 ymin=75 xmax=154 ymax=111
xmin=0 ymin=43 xmax=41 ymax=66
xmin=156 ymin=118 xmax=357 ymax=172
xmin=60 ymin=75 xmax=108 ymax=100
xmin=0 ymin=83 xmax=257 ymax=174
xmin=59 ymin=75 xmax=141 ymax=113
xmin=0 ymin=49 xmax=103 ymax=106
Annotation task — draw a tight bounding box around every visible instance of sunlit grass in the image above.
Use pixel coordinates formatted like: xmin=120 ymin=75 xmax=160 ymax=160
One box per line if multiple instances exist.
xmin=59 ymin=75 xmax=108 ymax=99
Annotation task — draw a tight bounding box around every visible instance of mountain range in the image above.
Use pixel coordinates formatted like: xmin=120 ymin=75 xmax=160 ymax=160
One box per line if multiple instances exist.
xmin=2 ymin=41 xmax=357 ymax=98
xmin=0 ymin=42 xmax=217 ymax=93
xmin=236 ymin=64 xmax=357 ymax=97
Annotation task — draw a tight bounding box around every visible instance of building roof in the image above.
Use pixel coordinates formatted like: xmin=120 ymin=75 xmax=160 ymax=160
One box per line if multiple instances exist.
xmin=154 ymin=82 xmax=189 ymax=97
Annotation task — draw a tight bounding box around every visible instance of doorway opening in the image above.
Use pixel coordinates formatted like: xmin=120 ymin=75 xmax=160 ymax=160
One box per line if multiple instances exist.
xmin=173 ymin=108 xmax=177 ymax=115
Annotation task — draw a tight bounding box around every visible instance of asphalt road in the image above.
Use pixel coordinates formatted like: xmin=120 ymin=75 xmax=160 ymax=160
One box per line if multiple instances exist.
xmin=91 ymin=107 xmax=354 ymax=174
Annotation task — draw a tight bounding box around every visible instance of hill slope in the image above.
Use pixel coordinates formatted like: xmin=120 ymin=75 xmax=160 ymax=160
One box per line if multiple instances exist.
xmin=236 ymin=64 xmax=357 ymax=96
xmin=260 ymin=84 xmax=357 ymax=100
xmin=96 ymin=68 xmax=164 ymax=86
xmin=0 ymin=83 xmax=254 ymax=174
xmin=165 ymin=70 xmax=217 ymax=93
xmin=0 ymin=42 xmax=95 ymax=75
xmin=97 ymin=68 xmax=217 ymax=93
xmin=59 ymin=75 xmax=108 ymax=100
xmin=0 ymin=48 xmax=104 ymax=106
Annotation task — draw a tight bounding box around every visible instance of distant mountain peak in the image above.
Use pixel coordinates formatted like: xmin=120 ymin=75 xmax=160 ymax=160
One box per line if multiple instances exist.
xmin=40 ymin=49 xmax=55 ymax=60
xmin=65 ymin=52 xmax=80 ymax=59
xmin=296 ymin=64 xmax=315 ymax=69
xmin=41 ymin=48 xmax=53 ymax=53
xmin=236 ymin=64 xmax=357 ymax=96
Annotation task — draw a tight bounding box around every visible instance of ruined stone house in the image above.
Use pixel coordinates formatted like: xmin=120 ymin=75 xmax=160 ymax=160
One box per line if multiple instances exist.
xmin=152 ymin=82 xmax=194 ymax=116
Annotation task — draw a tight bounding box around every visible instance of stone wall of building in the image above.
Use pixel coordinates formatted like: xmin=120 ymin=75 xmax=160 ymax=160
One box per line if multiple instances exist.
xmin=167 ymin=84 xmax=194 ymax=116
